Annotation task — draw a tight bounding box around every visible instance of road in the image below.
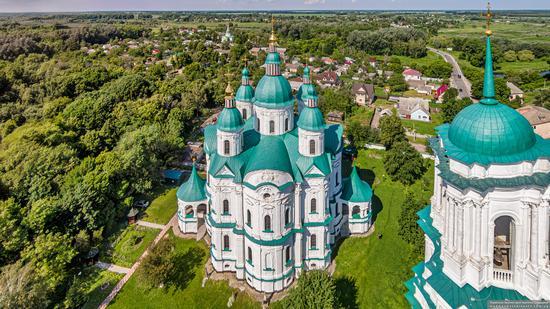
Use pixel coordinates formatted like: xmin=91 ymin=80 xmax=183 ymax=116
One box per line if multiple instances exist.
xmin=428 ymin=47 xmax=471 ymax=99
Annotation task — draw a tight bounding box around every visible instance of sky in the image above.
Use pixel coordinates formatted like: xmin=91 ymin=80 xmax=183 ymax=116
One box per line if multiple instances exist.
xmin=0 ymin=0 xmax=548 ymax=12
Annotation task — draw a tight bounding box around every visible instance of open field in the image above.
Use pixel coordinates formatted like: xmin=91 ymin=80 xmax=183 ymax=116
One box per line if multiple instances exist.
xmin=109 ymin=231 xmax=260 ymax=309
xmin=438 ymin=20 xmax=550 ymax=43
xmin=142 ymin=187 xmax=178 ymax=224
xmin=100 ymin=225 xmax=160 ymax=268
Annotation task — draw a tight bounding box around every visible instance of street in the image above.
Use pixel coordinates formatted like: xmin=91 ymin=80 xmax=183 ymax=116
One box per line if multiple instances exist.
xmin=428 ymin=47 xmax=472 ymax=99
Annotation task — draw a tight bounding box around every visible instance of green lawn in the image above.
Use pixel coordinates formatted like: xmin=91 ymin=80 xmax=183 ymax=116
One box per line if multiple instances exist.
xmin=142 ymin=187 xmax=178 ymax=224
xmin=403 ymin=90 xmax=433 ymax=99
xmin=109 ymin=231 xmax=260 ymax=309
xmin=498 ymin=59 xmax=549 ymax=73
xmin=383 ymin=50 xmax=441 ymax=68
xmin=401 ymin=119 xmax=437 ymax=136
xmin=101 ymin=225 xmax=160 ymax=268
xmin=347 ymin=107 xmax=374 ymax=125
xmin=81 ymin=268 xmax=124 ymax=309
xmin=333 ymin=149 xmax=433 ymax=308
xmin=438 ymin=21 xmax=550 ymax=44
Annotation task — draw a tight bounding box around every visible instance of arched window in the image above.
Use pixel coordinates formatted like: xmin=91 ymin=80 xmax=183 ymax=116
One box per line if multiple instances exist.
xmin=257 ymin=117 xmax=260 ymax=130
xmin=342 ymin=203 xmax=349 ymax=215
xmin=264 ymin=215 xmax=272 ymax=232
xmin=247 ymin=247 xmax=252 ymax=264
xmin=246 ymin=210 xmax=251 ymax=227
xmin=265 ymin=253 xmax=273 ymax=270
xmin=285 ymin=246 xmax=291 ymax=263
xmin=285 ymin=118 xmax=289 ymax=131
xmin=352 ymin=206 xmax=361 ymax=218
xmin=185 ymin=205 xmax=194 ymax=218
xmin=269 ymin=120 xmax=275 ymax=133
xmin=310 ymin=198 xmax=317 ymax=213
xmin=242 ymin=109 xmax=247 ymax=120
xmin=335 ymin=171 xmax=339 ymax=186
xmin=223 ymin=235 xmax=230 ymax=251
xmin=223 ymin=140 xmax=230 ymax=155
xmin=309 ymin=139 xmax=316 ymax=155
xmin=335 ymin=203 xmax=339 ymax=216
xmin=222 ymin=199 xmax=229 ymax=214
xmin=310 ymin=234 xmax=317 ymax=249
xmin=285 ymin=208 xmax=290 ymax=226
xmin=263 ymin=193 xmax=270 ymax=199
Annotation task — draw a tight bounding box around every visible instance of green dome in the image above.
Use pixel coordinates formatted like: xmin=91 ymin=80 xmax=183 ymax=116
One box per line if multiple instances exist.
xmin=297 ymin=83 xmax=317 ymax=101
xmin=341 ymin=166 xmax=372 ymax=203
xmin=245 ymin=136 xmax=293 ymax=176
xmin=265 ymin=52 xmax=281 ymax=65
xmin=297 ymin=106 xmax=325 ymax=132
xmin=254 ymin=75 xmax=294 ymax=109
xmin=448 ymin=102 xmax=536 ymax=156
xmin=236 ymin=85 xmax=254 ymax=102
xmin=217 ymin=107 xmax=243 ymax=132
xmin=177 ymin=165 xmax=206 ymax=202
xmin=242 ymin=67 xmax=250 ymax=76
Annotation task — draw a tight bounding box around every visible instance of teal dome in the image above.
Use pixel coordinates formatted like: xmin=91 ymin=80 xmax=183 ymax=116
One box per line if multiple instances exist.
xmin=297 ymin=83 xmax=317 ymax=101
xmin=217 ymin=107 xmax=243 ymax=132
xmin=265 ymin=52 xmax=281 ymax=65
xmin=242 ymin=67 xmax=250 ymax=76
xmin=254 ymin=75 xmax=294 ymax=109
xmin=297 ymin=106 xmax=325 ymax=132
xmin=245 ymin=136 xmax=293 ymax=176
xmin=177 ymin=165 xmax=206 ymax=202
xmin=236 ymin=85 xmax=254 ymax=102
xmin=341 ymin=166 xmax=372 ymax=203
xmin=448 ymin=102 xmax=536 ymax=156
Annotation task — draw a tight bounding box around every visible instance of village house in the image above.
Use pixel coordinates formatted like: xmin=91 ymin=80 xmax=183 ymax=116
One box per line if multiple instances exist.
xmin=352 ymin=83 xmax=375 ymax=106
xmin=396 ymin=97 xmax=431 ymax=122
xmin=434 ymin=84 xmax=449 ymax=102
xmin=406 ymin=79 xmax=434 ymax=95
xmin=368 ymin=57 xmax=377 ymax=68
xmin=285 ymin=63 xmax=301 ymax=75
xmin=507 ymin=82 xmax=524 ymax=104
xmin=517 ymin=105 xmax=550 ymax=139
xmin=315 ymin=70 xmax=340 ymax=88
xmin=402 ymin=68 xmax=422 ymax=81
xmin=321 ymin=57 xmax=336 ymax=65
xmin=287 ymin=76 xmax=303 ymax=91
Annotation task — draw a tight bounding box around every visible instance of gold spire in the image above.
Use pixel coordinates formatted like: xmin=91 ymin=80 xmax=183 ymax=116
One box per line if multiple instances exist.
xmin=484 ymin=1 xmax=493 ymax=36
xmin=224 ymin=73 xmax=234 ymax=96
xmin=269 ymin=15 xmax=277 ymax=43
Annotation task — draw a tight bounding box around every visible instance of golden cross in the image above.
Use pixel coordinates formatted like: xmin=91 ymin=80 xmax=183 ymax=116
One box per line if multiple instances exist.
xmin=485 ymin=1 xmax=493 ymax=36
xmin=243 ymin=56 xmax=248 ymax=67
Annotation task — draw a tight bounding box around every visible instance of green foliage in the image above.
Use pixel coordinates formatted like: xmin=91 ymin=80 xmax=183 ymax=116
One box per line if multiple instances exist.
xmin=0 ymin=199 xmax=28 ymax=265
xmin=384 ymin=141 xmax=426 ymax=185
xmin=387 ymin=73 xmax=407 ymax=93
xmin=441 ymin=98 xmax=472 ymax=123
xmin=471 ymin=77 xmax=510 ymax=102
xmin=347 ymin=28 xmax=428 ymax=58
xmin=503 ymin=50 xmax=517 ymax=62
xmin=517 ymin=50 xmax=535 ymax=62
xmin=379 ymin=113 xmax=406 ymax=148
xmin=318 ymin=88 xmax=354 ymax=115
xmin=533 ymin=89 xmax=550 ymax=109
xmin=398 ymin=191 xmax=426 ymax=259
xmin=345 ymin=120 xmax=379 ymax=148
xmin=0 ymin=261 xmax=52 ymax=309
xmin=282 ymin=270 xmax=336 ymax=309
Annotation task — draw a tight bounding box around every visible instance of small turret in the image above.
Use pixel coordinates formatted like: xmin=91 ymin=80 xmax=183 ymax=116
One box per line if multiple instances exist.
xmin=297 ymin=65 xmax=317 ymax=113
xmin=217 ymin=82 xmax=244 ymax=157
xmin=297 ymin=82 xmax=325 ymax=157
xmin=235 ymin=66 xmax=255 ymax=121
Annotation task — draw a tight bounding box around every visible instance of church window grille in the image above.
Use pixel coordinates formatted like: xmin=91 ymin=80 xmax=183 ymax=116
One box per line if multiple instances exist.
xmin=310 ymin=198 xmax=317 ymax=213
xmin=224 ymin=140 xmax=230 ymax=155
xmin=223 ymin=235 xmax=230 ymax=251
xmin=222 ymin=200 xmax=229 ymax=214
xmin=309 ymin=140 xmax=315 ymax=155
xmin=264 ymin=215 xmax=272 ymax=232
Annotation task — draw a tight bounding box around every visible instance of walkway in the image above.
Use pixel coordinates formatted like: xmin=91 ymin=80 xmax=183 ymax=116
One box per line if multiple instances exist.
xmin=95 ymin=262 xmax=131 ymax=274
xmin=136 ymin=220 xmax=165 ymax=229
xmin=98 ymin=214 xmax=176 ymax=309
xmin=428 ymin=47 xmax=471 ymax=99
xmin=370 ymin=107 xmax=381 ymax=129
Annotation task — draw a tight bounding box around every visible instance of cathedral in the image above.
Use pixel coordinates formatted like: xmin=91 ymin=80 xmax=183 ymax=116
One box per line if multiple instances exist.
xmin=405 ymin=11 xmax=550 ymax=308
xmin=176 ymin=27 xmax=373 ymax=292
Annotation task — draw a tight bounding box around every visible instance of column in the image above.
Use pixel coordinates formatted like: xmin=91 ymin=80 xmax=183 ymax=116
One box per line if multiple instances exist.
xmin=474 ymin=203 xmax=482 ymax=260
xmin=538 ymin=200 xmax=549 ymax=266
xmin=457 ymin=202 xmax=464 ymax=257
xmin=530 ymin=203 xmax=538 ymax=266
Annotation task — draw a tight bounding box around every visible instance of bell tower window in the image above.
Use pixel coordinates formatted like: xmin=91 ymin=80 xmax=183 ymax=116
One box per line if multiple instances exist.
xmin=224 ymin=140 xmax=230 ymax=155
xmin=269 ymin=120 xmax=275 ymax=133
xmin=243 ymin=109 xmax=248 ymax=120
xmin=309 ymin=140 xmax=315 ymax=155
xmin=285 ymin=118 xmax=289 ymax=131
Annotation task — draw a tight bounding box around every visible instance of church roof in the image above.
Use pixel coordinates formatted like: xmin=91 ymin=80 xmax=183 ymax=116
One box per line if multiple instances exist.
xmin=176 ymin=165 xmax=206 ymax=202
xmin=297 ymin=106 xmax=325 ymax=132
xmin=442 ymin=35 xmax=550 ymax=165
xmin=341 ymin=166 xmax=373 ymax=203
xmin=203 ymin=118 xmax=343 ymax=183
xmin=254 ymin=75 xmax=294 ymax=109
xmin=236 ymin=67 xmax=254 ymax=102
xmin=217 ymin=107 xmax=244 ymax=132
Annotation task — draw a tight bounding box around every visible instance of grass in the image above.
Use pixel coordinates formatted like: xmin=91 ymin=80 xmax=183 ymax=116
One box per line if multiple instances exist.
xmin=101 ymin=224 xmax=160 ymax=268
xmin=81 ymin=268 xmax=124 ymax=309
xmin=438 ymin=21 xmax=550 ymax=44
xmin=497 ymin=59 xmax=549 ymax=73
xmin=109 ymin=231 xmax=260 ymax=309
xmin=333 ymin=149 xmax=434 ymax=308
xmin=401 ymin=119 xmax=437 ymax=136
xmin=142 ymin=187 xmax=178 ymax=224
xmin=376 ymin=50 xmax=442 ymax=68
xmin=403 ymin=90 xmax=433 ymax=99
xmin=347 ymin=107 xmax=374 ymax=125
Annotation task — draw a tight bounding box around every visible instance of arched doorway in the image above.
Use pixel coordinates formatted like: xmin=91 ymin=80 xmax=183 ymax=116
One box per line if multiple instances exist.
xmin=197 ymin=203 xmax=207 ymax=226
xmin=493 ymin=216 xmax=514 ymax=283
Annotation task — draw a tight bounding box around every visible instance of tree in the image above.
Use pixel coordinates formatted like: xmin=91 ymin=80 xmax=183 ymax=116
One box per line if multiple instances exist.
xmin=384 ymin=141 xmax=426 ymax=185
xmin=0 ymin=198 xmax=28 ymax=265
xmin=503 ymin=50 xmax=517 ymax=62
xmin=345 ymin=120 xmax=379 ymax=148
xmin=136 ymin=238 xmax=175 ymax=288
xmin=379 ymin=113 xmax=405 ymax=148
xmin=532 ymin=89 xmax=550 ymax=110
xmin=0 ymin=261 xmax=52 ymax=309
xmin=471 ymin=77 xmax=510 ymax=102
xmin=517 ymin=50 xmax=535 ymax=62
xmin=441 ymin=87 xmax=459 ymax=103
xmin=398 ymin=191 xmax=426 ymax=258
xmin=441 ymin=98 xmax=472 ymax=123
xmin=283 ymin=270 xmax=336 ymax=309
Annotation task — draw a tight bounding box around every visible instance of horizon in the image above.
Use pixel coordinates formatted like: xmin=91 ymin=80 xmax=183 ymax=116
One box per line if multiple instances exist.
xmin=1 ymin=0 xmax=549 ymax=14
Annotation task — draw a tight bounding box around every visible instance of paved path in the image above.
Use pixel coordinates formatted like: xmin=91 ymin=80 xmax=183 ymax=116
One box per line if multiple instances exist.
xmin=428 ymin=47 xmax=471 ymax=99
xmin=98 ymin=214 xmax=177 ymax=309
xmin=136 ymin=220 xmax=165 ymax=229
xmin=95 ymin=262 xmax=131 ymax=274
xmin=370 ymin=107 xmax=381 ymax=129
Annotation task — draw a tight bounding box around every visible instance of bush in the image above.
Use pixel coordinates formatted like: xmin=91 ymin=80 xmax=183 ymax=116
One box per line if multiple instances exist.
xmin=282 ymin=270 xmax=336 ymax=309
xmin=383 ymin=141 xmax=426 ymax=185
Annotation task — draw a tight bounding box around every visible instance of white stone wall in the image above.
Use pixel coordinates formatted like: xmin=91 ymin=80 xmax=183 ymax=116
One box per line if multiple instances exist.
xmin=298 ymin=128 xmax=324 ymax=157
xmin=254 ymin=105 xmax=294 ymax=135
xmin=431 ymin=174 xmax=550 ymax=300
xmin=448 ymin=157 xmax=550 ymax=179
xmin=236 ymin=101 xmax=253 ymax=121
xmin=216 ymin=129 xmax=243 ymax=157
